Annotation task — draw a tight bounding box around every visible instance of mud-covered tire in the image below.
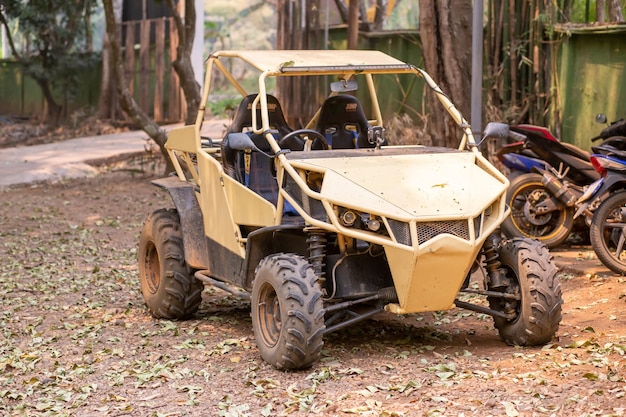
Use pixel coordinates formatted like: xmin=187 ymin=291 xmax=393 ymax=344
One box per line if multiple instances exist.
xmin=489 ymin=238 xmax=562 ymax=346
xmin=590 ymin=190 xmax=626 ymax=274
xmin=501 ymin=173 xmax=573 ymax=248
xmin=251 ymin=254 xmax=325 ymax=370
xmin=138 ymin=208 xmax=203 ymax=319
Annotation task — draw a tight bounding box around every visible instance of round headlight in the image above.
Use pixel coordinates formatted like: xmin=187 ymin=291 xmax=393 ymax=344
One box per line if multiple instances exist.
xmin=340 ymin=210 xmax=357 ymax=227
xmin=366 ymin=219 xmax=381 ymax=231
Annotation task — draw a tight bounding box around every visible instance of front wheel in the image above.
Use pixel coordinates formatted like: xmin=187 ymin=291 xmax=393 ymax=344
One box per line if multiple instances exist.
xmin=489 ymin=238 xmax=562 ymax=346
xmin=590 ymin=190 xmax=626 ymax=274
xmin=501 ymin=173 xmax=573 ymax=248
xmin=251 ymin=254 xmax=325 ymax=370
xmin=138 ymin=209 xmax=203 ymax=319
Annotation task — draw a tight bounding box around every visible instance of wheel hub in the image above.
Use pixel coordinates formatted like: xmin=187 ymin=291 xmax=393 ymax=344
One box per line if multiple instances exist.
xmin=522 ymin=191 xmax=552 ymax=226
xmin=145 ymin=244 xmax=160 ymax=294
xmin=257 ymin=284 xmax=281 ymax=348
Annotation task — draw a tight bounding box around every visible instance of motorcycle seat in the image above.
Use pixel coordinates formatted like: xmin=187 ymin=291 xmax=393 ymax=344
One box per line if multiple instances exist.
xmin=592 ymin=144 xmax=626 ymax=160
xmin=562 ymin=141 xmax=591 ymax=160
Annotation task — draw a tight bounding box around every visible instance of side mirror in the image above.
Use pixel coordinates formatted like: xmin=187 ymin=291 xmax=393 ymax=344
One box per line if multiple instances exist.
xmin=227 ymin=133 xmax=261 ymax=152
xmin=596 ymin=113 xmax=608 ymax=124
xmin=482 ymin=122 xmax=510 ymax=140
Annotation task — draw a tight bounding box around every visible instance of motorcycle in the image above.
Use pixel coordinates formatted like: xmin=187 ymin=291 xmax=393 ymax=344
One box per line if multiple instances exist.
xmin=497 ymin=124 xmax=599 ymax=184
xmin=575 ymin=136 xmax=626 ymax=274
xmin=486 ymin=117 xmax=626 ymax=248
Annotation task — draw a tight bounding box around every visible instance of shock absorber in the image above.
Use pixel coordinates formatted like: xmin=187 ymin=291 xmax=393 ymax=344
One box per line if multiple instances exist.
xmin=306 ymin=229 xmax=327 ymax=287
xmin=482 ymin=234 xmax=507 ymax=290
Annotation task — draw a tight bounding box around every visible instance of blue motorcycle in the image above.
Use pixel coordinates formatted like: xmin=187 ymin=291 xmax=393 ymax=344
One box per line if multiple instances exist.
xmin=577 ymin=141 xmax=626 ymax=274
xmin=493 ymin=124 xmax=599 ymax=248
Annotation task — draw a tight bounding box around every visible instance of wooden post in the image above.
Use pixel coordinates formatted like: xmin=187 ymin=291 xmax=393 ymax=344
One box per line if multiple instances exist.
xmin=154 ymin=18 xmax=165 ymax=121
xmin=124 ymin=21 xmax=135 ymax=98
xmin=169 ymin=18 xmax=181 ymax=121
xmin=139 ymin=20 xmax=151 ymax=113
xmin=348 ymin=0 xmax=359 ymax=49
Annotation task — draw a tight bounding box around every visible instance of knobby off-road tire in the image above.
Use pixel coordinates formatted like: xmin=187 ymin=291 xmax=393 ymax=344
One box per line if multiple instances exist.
xmin=251 ymin=254 xmax=325 ymax=370
xmin=590 ymin=190 xmax=626 ymax=274
xmin=501 ymin=173 xmax=573 ymax=248
xmin=489 ymin=238 xmax=562 ymax=346
xmin=138 ymin=208 xmax=203 ymax=319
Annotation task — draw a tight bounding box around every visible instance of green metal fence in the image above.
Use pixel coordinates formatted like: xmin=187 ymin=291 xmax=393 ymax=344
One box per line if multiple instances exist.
xmin=0 ymin=60 xmax=101 ymax=119
xmin=553 ymin=25 xmax=626 ymax=150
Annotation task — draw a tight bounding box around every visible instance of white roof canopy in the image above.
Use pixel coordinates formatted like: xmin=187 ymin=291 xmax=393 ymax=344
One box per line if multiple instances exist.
xmin=210 ymin=50 xmax=414 ymax=74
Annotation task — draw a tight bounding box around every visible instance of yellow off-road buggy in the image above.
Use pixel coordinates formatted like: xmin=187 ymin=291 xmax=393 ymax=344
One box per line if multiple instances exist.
xmin=138 ymin=50 xmax=562 ymax=370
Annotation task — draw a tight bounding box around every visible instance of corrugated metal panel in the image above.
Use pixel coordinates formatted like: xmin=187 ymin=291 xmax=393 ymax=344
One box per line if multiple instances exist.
xmin=556 ymin=31 xmax=626 ymax=151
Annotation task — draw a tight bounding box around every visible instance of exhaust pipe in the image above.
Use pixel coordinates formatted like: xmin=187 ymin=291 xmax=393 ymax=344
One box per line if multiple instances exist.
xmin=541 ymin=172 xmax=578 ymax=207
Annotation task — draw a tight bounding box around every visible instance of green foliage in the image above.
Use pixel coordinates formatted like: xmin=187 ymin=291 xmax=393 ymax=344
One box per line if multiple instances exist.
xmin=1 ymin=0 xmax=98 ymax=110
xmin=567 ymin=0 xmax=626 ymax=22
xmin=206 ymin=96 xmax=240 ymax=117
xmin=204 ymin=1 xmax=274 ymax=54
xmin=385 ymin=0 xmax=419 ymax=30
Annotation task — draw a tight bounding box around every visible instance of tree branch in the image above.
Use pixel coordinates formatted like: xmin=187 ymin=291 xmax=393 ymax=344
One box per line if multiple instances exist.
xmin=102 ymin=0 xmax=172 ymax=172
xmin=334 ymin=0 xmax=349 ymax=23
xmin=164 ymin=0 xmax=201 ymax=125
xmin=0 ymin=7 xmax=22 ymax=61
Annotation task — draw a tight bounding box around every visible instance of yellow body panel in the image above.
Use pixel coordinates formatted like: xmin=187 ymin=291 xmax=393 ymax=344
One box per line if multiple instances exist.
xmin=165 ymin=126 xmax=199 ymax=153
xmin=195 ymin=150 xmax=275 ymax=257
xmin=384 ymin=236 xmax=482 ymax=314
xmin=223 ymin=177 xmax=275 ymax=226
xmin=196 ymin=153 xmax=246 ymax=257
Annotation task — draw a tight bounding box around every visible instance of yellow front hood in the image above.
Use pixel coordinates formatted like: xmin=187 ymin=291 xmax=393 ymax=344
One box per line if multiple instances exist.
xmin=299 ymin=149 xmax=507 ymax=221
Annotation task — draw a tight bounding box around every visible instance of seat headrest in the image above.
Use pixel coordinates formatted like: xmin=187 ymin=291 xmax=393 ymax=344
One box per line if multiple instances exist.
xmin=316 ymin=95 xmax=368 ymax=127
xmin=315 ymin=95 xmax=370 ymax=149
xmin=226 ymin=94 xmax=291 ymax=137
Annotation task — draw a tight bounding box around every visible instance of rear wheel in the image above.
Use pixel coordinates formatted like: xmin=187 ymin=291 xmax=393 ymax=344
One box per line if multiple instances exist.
xmin=251 ymin=254 xmax=325 ymax=370
xmin=501 ymin=173 xmax=573 ymax=248
xmin=489 ymin=238 xmax=562 ymax=346
xmin=590 ymin=190 xmax=626 ymax=274
xmin=138 ymin=209 xmax=203 ymax=319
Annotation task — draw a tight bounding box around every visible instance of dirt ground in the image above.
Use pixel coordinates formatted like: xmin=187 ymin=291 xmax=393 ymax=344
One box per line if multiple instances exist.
xmin=0 ymin=130 xmax=625 ymax=416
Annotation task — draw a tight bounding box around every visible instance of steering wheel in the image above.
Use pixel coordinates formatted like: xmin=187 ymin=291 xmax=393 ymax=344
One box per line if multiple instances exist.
xmin=278 ymin=129 xmax=329 ymax=151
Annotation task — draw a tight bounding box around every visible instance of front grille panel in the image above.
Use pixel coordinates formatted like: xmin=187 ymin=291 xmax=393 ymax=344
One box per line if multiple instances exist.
xmin=387 ymin=219 xmax=412 ymax=246
xmin=416 ymin=220 xmax=469 ymax=243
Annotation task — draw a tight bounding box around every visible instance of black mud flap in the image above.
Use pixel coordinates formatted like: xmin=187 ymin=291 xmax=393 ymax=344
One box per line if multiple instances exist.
xmin=151 ymin=177 xmax=209 ymax=270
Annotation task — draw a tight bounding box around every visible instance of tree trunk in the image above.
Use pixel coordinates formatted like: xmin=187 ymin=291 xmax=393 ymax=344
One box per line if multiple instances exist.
xmin=36 ymin=76 xmax=63 ymax=124
xmin=562 ymin=0 xmax=572 ymax=22
xmin=596 ymin=0 xmax=606 ymax=23
xmin=98 ymin=34 xmax=113 ymax=119
xmin=373 ymin=0 xmax=387 ymax=31
xmin=165 ymin=0 xmax=201 ymax=125
xmin=608 ymin=0 xmax=624 ymax=21
xmin=102 ymin=0 xmax=173 ymax=174
xmin=334 ymin=0 xmax=349 ymax=22
xmin=348 ymin=0 xmax=359 ymax=49
xmin=418 ymin=0 xmax=473 ymax=148
xmin=276 ymin=0 xmax=324 ymax=127
xmin=98 ymin=0 xmax=122 ymax=120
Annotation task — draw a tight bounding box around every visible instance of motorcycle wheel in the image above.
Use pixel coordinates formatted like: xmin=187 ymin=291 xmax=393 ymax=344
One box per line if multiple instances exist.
xmin=589 ymin=190 xmax=626 ymax=274
xmin=501 ymin=173 xmax=574 ymax=248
